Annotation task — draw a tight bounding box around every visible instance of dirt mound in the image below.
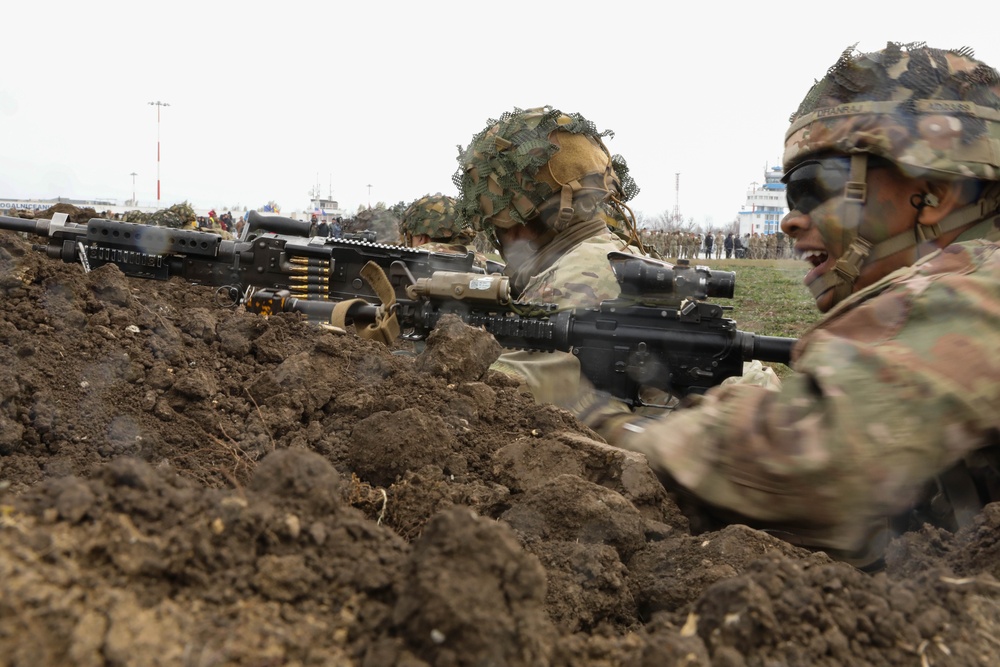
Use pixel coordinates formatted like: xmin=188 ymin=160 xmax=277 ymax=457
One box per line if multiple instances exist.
xmin=1 ymin=228 xmax=999 ymax=666
xmin=2 ymin=203 xmax=102 ymax=222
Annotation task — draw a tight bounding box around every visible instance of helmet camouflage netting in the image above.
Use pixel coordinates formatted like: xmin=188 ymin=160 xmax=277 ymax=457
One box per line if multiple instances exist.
xmin=399 ymin=193 xmax=472 ymax=242
xmin=148 ymin=201 xmax=197 ymax=228
xmin=453 ymin=106 xmax=639 ymax=235
xmin=784 ymin=42 xmax=1000 ymax=180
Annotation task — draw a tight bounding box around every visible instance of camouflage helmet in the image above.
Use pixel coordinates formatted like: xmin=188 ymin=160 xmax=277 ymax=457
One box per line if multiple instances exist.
xmin=784 ymin=42 xmax=1000 ymax=310
xmin=147 ymin=201 xmax=197 ymax=229
xmin=784 ymin=42 xmax=1000 ymax=181
xmin=453 ymin=106 xmax=639 ymax=237
xmin=399 ymin=193 xmax=472 ymax=244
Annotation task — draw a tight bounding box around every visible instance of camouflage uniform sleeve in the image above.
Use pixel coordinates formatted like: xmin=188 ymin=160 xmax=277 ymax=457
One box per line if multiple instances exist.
xmin=517 ymin=233 xmax=629 ymax=308
xmin=494 ymin=231 xmax=631 ymax=402
xmin=492 ymin=349 xmax=587 ymax=405
xmin=608 ymin=241 xmax=1000 ymax=552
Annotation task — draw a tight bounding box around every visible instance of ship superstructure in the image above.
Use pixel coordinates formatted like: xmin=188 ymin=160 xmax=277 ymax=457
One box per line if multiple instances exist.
xmin=737 ymin=166 xmax=787 ymax=237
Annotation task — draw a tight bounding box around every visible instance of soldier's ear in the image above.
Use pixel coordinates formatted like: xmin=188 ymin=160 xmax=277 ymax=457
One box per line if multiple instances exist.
xmin=916 ymin=180 xmax=966 ymax=226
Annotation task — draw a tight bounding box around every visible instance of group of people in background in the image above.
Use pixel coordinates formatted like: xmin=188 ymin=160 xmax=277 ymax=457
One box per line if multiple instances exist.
xmin=641 ymin=229 xmax=791 ymax=260
xmin=200 ymin=209 xmax=236 ymax=235
xmin=728 ymin=231 xmax=791 ymax=260
xmin=308 ymin=213 xmax=344 ymax=239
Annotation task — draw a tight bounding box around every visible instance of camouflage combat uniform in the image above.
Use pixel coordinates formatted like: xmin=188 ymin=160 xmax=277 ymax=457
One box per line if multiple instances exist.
xmin=418 ymin=240 xmax=489 ymax=270
xmin=579 ymin=43 xmax=1000 ymax=565
xmin=491 ymin=229 xmax=637 ymax=403
xmin=667 ymin=232 xmax=679 ymax=259
xmin=613 ymin=223 xmax=1000 ymax=559
xmin=455 ymin=106 xmax=643 ymax=405
xmin=400 ymin=193 xmax=488 ymax=270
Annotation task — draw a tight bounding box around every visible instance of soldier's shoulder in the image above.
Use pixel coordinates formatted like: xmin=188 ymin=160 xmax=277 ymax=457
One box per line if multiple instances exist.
xmin=519 ymin=237 xmax=626 ymax=307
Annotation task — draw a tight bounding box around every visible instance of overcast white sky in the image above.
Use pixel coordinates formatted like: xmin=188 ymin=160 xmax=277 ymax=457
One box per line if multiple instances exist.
xmin=1 ymin=1 xmax=996 ymax=228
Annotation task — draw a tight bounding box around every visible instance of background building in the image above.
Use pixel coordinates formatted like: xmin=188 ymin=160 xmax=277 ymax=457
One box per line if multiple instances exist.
xmin=737 ymin=166 xmax=787 ymax=237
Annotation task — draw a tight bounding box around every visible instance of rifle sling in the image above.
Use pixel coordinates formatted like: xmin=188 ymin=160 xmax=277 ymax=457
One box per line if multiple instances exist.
xmin=330 ymin=262 xmax=400 ymax=345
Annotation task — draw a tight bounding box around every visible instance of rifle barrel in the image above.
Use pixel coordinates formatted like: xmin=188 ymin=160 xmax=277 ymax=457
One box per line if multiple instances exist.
xmin=743 ymin=333 xmax=796 ymax=366
xmin=0 ymin=215 xmax=52 ymax=235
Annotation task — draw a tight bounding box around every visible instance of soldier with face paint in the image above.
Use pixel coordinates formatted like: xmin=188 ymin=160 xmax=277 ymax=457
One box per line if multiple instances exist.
xmin=399 ymin=193 xmax=488 ymax=270
xmin=454 ymin=106 xmax=646 ymax=404
xmin=570 ymin=42 xmax=1000 ymax=568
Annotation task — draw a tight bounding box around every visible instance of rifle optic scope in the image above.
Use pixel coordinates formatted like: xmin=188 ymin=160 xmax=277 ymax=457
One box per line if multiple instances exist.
xmin=608 ymin=252 xmax=736 ymax=300
xmin=608 ymin=252 xmax=735 ymax=301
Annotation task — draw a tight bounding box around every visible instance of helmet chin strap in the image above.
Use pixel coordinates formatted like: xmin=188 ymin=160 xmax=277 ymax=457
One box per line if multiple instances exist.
xmin=806 ymin=159 xmax=1000 ymax=305
xmin=806 ymin=154 xmax=870 ymax=304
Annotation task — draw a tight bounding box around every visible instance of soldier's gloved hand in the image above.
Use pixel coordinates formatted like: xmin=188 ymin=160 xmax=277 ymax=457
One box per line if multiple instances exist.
xmin=556 ymin=378 xmax=635 ymax=444
xmin=319 ymin=323 xmax=348 ymax=335
xmin=721 ymin=359 xmax=782 ymax=391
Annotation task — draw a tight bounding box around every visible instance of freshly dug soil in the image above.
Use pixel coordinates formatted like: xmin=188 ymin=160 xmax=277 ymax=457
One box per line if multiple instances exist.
xmin=1 ymin=222 xmax=999 ymax=667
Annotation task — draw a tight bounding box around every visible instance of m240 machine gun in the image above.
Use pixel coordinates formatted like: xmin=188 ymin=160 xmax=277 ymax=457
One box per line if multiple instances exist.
xmin=245 ymin=252 xmax=797 ymax=405
xmin=0 ymin=209 xmax=482 ymax=306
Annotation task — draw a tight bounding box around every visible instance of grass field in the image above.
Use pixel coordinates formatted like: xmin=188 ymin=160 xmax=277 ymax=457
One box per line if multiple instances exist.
xmin=689 ymin=258 xmax=817 ymax=377
xmin=694 ymin=258 xmax=817 ymax=339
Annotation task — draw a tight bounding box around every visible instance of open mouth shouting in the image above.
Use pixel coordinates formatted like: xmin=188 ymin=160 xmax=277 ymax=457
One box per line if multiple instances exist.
xmin=796 ymin=246 xmax=831 ymax=284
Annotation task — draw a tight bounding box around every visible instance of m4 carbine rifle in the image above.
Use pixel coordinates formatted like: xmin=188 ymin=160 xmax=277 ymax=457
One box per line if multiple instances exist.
xmin=245 ymin=252 xmax=797 ymax=406
xmin=0 ymin=210 xmax=482 ymax=305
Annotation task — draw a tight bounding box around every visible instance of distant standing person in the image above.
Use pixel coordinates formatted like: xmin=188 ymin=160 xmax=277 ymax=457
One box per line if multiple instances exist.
xmin=316 ymin=217 xmax=330 ymax=237
xmin=723 ymin=232 xmax=734 ymax=258
xmin=703 ymin=231 xmax=714 ymax=259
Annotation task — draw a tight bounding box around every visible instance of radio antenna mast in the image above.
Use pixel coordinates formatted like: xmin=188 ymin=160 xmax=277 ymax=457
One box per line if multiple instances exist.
xmin=673 ymin=173 xmax=681 ymax=223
